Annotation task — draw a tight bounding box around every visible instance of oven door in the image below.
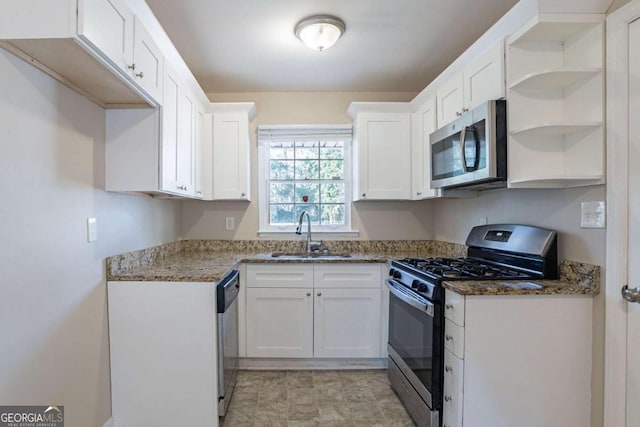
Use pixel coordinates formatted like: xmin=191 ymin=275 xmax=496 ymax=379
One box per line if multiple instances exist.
xmin=386 ymin=279 xmax=444 ymax=410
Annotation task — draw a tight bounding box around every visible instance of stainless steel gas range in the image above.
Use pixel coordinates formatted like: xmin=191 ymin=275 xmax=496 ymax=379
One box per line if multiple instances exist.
xmin=386 ymin=224 xmax=558 ymax=427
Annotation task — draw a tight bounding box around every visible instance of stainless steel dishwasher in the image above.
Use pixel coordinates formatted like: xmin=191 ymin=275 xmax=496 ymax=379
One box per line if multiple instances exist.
xmin=216 ymin=269 xmax=239 ymax=417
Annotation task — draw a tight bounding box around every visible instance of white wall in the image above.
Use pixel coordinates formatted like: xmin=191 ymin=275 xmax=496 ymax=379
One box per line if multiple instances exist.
xmin=182 ymin=91 xmax=435 ymax=240
xmin=0 ymin=49 xmax=182 ymax=427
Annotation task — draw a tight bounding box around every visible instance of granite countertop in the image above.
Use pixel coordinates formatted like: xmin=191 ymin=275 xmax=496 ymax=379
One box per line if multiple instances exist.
xmin=106 ymin=240 xmax=600 ymax=296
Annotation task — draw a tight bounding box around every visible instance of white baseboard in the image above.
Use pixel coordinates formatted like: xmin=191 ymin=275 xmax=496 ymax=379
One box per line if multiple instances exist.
xmin=239 ymin=357 xmax=388 ymax=370
xmin=102 ymin=417 xmax=116 ymax=427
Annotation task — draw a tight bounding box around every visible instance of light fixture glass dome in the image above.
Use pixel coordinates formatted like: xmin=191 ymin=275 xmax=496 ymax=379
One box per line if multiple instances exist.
xmin=295 ymin=15 xmax=345 ymax=51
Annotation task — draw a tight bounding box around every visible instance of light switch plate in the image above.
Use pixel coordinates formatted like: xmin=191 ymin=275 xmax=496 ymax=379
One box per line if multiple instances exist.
xmin=580 ymin=201 xmax=605 ymax=228
xmin=87 ymin=217 xmax=98 ymax=242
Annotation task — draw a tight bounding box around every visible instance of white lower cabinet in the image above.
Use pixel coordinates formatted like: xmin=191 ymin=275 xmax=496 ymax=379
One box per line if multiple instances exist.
xmin=442 ymin=290 xmax=593 ymax=427
xmin=246 ymin=287 xmax=314 ymax=358
xmin=108 ymin=281 xmax=218 ymax=427
xmin=245 ymin=264 xmax=385 ymax=359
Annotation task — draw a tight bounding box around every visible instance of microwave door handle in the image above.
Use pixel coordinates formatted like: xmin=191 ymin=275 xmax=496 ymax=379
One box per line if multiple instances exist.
xmin=459 ymin=126 xmax=468 ymax=172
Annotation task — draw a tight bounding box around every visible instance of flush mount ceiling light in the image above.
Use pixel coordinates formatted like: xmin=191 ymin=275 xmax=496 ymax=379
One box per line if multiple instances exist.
xmin=294 ymin=15 xmax=345 ymax=51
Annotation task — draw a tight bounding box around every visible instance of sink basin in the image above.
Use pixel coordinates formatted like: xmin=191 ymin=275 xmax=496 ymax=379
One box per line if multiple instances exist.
xmin=271 ymin=252 xmax=352 ymax=259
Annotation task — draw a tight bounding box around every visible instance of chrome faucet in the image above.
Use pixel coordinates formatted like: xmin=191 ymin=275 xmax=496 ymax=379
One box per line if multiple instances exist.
xmin=295 ymin=211 xmax=322 ymax=253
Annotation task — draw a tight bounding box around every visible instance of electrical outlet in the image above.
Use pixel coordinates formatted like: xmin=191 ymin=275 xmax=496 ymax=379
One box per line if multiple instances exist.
xmin=225 ymin=217 xmax=235 ymax=230
xmin=87 ymin=217 xmax=97 ymax=242
xmin=581 ymin=201 xmax=605 ymax=228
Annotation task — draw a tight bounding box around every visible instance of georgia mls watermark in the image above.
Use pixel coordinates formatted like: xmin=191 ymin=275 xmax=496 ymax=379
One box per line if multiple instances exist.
xmin=0 ymin=406 xmax=64 ymax=427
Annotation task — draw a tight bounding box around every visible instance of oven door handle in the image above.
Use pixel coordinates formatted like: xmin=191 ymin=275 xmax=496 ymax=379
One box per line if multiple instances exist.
xmin=386 ymin=279 xmax=435 ymax=317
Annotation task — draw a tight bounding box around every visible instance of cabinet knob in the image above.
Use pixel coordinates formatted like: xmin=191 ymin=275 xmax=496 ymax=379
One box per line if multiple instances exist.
xmin=445 ymin=335 xmax=454 ymax=341
xmin=462 ymin=107 xmax=469 ymax=113
xmin=362 ymin=193 xmax=366 ymax=198
xmin=416 ymin=192 xmax=422 ymax=196
xmin=127 ymin=63 xmax=135 ymax=71
xmin=241 ymin=193 xmax=245 ymax=197
xmin=456 ymin=111 xmax=462 ymax=117
xmin=196 ymin=191 xmax=202 ymax=195
xmin=317 ymin=292 xmax=322 ymax=297
xmin=306 ymin=292 xmax=311 ymax=296
xmin=445 ymin=304 xmax=454 ymax=310
xmin=177 ymin=185 xmax=187 ymax=191
xmin=135 ymin=71 xmax=144 ymax=78
xmin=445 ymin=365 xmax=453 ymax=373
xmin=444 ymin=395 xmax=452 ymax=402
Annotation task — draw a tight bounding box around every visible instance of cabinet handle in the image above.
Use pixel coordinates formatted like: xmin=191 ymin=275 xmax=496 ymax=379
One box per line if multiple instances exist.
xmin=127 ymin=63 xmax=136 ymax=71
xmin=444 ymin=395 xmax=452 ymax=402
xmin=445 ymin=304 xmax=454 ymax=310
xmin=177 ymin=185 xmax=187 ymax=191
xmin=445 ymin=335 xmax=454 ymax=341
xmin=306 ymin=292 xmax=311 ymax=296
xmin=317 ymin=292 xmax=322 ymax=297
xmin=445 ymin=365 xmax=453 ymax=373
xmin=196 ymin=191 xmax=202 ymax=195
xmin=135 ymin=71 xmax=144 ymax=78
xmin=462 ymin=107 xmax=469 ymax=113
xmin=456 ymin=111 xmax=462 ymax=117
xmin=417 ymin=192 xmax=422 ymax=196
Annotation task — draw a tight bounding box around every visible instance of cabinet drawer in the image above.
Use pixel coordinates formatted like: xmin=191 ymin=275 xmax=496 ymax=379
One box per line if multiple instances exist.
xmin=313 ymin=264 xmax=382 ymax=288
xmin=445 ymin=290 xmax=465 ymax=326
xmin=444 ymin=319 xmax=465 ymax=358
xmin=443 ymin=348 xmax=464 ymax=427
xmin=245 ymin=264 xmax=313 ymax=288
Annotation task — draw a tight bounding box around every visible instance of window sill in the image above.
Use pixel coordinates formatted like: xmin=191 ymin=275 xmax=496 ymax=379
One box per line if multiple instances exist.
xmin=257 ymin=230 xmax=360 ymax=238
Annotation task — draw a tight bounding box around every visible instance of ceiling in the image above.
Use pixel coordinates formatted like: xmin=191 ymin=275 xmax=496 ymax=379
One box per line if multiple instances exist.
xmin=144 ymin=0 xmax=519 ymax=94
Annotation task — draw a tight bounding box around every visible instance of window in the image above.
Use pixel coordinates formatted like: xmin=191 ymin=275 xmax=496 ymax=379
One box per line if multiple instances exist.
xmin=258 ymin=125 xmax=353 ymax=234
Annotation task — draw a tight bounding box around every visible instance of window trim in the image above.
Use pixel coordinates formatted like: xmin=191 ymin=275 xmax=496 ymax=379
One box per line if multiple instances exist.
xmin=257 ymin=125 xmax=356 ymax=235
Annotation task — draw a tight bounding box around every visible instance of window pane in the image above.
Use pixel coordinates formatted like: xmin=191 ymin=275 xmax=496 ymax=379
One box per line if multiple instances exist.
xmin=320 ymin=145 xmax=344 ymax=159
xmin=295 ymin=182 xmax=320 ymax=203
xmin=270 ymin=146 xmax=294 ymax=160
xmin=321 ymin=204 xmax=345 ymax=225
xmin=295 ymin=204 xmax=320 ymax=224
xmin=295 ymin=144 xmax=319 ymax=159
xmin=319 ymin=160 xmax=344 ymax=180
xmin=295 ymin=160 xmax=319 ymax=180
xmin=270 ymin=160 xmax=294 ymax=180
xmin=270 ymin=204 xmax=294 ymax=225
xmin=270 ymin=183 xmax=294 ymax=203
xmin=320 ymin=183 xmax=345 ymax=203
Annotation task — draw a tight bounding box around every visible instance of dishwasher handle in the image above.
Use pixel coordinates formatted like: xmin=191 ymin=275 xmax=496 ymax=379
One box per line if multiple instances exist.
xmin=217 ymin=270 xmax=240 ymax=313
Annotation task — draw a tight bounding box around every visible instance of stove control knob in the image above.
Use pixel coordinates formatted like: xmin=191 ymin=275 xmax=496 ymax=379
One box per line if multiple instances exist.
xmin=417 ymin=283 xmax=428 ymax=293
xmin=388 ymin=268 xmax=396 ymax=277
xmin=393 ymin=270 xmax=402 ymax=279
xmin=411 ymin=280 xmax=420 ymax=289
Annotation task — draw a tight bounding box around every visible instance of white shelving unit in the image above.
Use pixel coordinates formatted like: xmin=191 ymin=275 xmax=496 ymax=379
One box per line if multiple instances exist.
xmin=506 ymin=14 xmax=605 ymax=188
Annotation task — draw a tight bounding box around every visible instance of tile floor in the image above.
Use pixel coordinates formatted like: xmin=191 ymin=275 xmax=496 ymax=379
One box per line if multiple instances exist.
xmin=221 ymin=369 xmax=416 ymax=427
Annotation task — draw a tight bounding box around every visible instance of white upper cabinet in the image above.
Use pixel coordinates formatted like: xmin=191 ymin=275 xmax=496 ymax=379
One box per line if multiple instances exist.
xmin=208 ymin=103 xmax=256 ymax=201
xmin=131 ymin=16 xmax=163 ymax=101
xmin=506 ymin=14 xmax=604 ymax=188
xmin=0 ymin=0 xmax=163 ymax=106
xmin=194 ymin=105 xmax=209 ymax=199
xmin=412 ymin=96 xmax=440 ymax=200
xmin=436 ymin=42 xmax=505 ymax=128
xmin=349 ymin=104 xmax=413 ymax=201
xmin=78 ymin=0 xmax=134 ymax=73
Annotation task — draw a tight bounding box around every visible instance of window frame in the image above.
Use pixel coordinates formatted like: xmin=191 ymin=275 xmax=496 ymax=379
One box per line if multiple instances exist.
xmin=257 ymin=125 xmax=355 ymax=235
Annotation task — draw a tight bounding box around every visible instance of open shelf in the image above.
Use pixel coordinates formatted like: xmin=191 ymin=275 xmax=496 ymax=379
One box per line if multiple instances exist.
xmin=510 ymin=122 xmax=602 ymax=137
xmin=509 ymin=67 xmax=601 ymax=91
xmin=508 ymin=174 xmax=604 ymax=188
xmin=509 ymin=20 xmax=601 ymax=45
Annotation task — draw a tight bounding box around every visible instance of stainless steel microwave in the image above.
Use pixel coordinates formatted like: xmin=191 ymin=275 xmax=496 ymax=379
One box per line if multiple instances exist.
xmin=430 ymin=100 xmax=507 ymax=190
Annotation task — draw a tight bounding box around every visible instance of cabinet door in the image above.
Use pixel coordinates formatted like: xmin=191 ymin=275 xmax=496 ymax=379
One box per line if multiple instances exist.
xmin=443 ymin=349 xmax=464 ymax=427
xmin=436 ymin=72 xmax=464 ymax=127
xmin=246 ymin=288 xmax=313 ymax=358
xmin=463 ymin=42 xmax=505 ymax=112
xmin=314 ymin=288 xmax=381 ymax=358
xmin=212 ymin=112 xmax=251 ymax=200
xmin=354 ymin=113 xmax=411 ymax=200
xmin=177 ymin=90 xmax=195 ymax=196
xmin=194 ymin=105 xmax=207 ymax=199
xmin=78 ymin=0 xmax=134 ymax=73
xmin=131 ymin=17 xmax=163 ymax=102
xmin=412 ymin=97 xmax=440 ymax=199
xmin=160 ymin=67 xmax=181 ymax=193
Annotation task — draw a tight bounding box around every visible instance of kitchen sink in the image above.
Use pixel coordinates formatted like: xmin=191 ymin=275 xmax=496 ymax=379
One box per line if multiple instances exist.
xmin=270 ymin=252 xmax=352 ymax=259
